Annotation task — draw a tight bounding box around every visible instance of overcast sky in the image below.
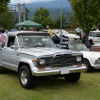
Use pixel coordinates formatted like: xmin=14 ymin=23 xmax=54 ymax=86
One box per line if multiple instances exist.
xmin=10 ymin=0 xmax=55 ymax=4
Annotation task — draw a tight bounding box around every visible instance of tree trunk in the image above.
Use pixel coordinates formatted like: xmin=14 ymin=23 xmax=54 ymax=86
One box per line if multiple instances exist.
xmin=85 ymin=32 xmax=89 ymax=48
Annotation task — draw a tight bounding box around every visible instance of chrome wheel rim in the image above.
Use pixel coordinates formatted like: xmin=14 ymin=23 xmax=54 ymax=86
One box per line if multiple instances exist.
xmin=21 ymin=71 xmax=28 ymax=85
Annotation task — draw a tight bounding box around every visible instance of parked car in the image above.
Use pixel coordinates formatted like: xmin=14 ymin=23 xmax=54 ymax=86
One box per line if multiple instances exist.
xmin=10 ymin=28 xmax=18 ymax=32
xmin=89 ymin=30 xmax=100 ymax=43
xmin=58 ymin=40 xmax=100 ymax=72
xmin=90 ymin=43 xmax=100 ymax=51
xmin=52 ymin=29 xmax=80 ymax=41
xmin=0 ymin=31 xmax=86 ymax=89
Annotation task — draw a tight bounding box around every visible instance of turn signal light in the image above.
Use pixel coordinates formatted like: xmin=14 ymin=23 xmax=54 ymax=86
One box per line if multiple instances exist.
xmin=32 ymin=60 xmax=37 ymax=62
xmin=38 ymin=66 xmax=45 ymax=70
xmin=77 ymin=63 xmax=82 ymax=67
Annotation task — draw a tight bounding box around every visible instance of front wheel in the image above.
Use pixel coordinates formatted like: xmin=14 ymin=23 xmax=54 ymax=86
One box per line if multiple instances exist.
xmin=64 ymin=72 xmax=80 ymax=82
xmin=19 ymin=65 xmax=35 ymax=89
xmin=83 ymin=59 xmax=93 ymax=72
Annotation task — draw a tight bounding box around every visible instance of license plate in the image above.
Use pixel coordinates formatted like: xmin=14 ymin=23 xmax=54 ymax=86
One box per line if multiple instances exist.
xmin=61 ymin=68 xmax=69 ymax=74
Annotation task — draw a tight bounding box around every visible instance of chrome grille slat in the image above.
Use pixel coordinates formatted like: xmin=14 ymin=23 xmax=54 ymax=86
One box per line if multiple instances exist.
xmin=45 ymin=54 xmax=76 ymax=67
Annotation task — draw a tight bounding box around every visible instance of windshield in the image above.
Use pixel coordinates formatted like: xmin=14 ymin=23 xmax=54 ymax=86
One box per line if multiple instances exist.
xmin=18 ymin=35 xmax=55 ymax=48
xmin=69 ymin=43 xmax=88 ymax=51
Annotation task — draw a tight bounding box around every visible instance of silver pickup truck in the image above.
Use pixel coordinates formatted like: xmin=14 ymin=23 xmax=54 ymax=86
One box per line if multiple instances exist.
xmin=0 ymin=31 xmax=86 ymax=89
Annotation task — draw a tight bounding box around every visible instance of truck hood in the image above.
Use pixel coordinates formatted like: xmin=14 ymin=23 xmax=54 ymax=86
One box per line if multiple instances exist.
xmin=18 ymin=47 xmax=74 ymax=57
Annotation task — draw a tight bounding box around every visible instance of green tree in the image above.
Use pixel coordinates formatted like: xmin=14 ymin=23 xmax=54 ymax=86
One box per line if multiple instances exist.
xmin=42 ymin=17 xmax=54 ymax=28
xmin=0 ymin=0 xmax=10 ymax=13
xmin=54 ymin=15 xmax=66 ymax=29
xmin=33 ymin=7 xmax=53 ymax=28
xmin=68 ymin=14 xmax=79 ymax=29
xmin=0 ymin=11 xmax=14 ymax=29
xmin=70 ymin=0 xmax=100 ymax=46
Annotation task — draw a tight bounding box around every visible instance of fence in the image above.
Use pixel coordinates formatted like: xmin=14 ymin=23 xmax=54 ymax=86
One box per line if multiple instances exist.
xmin=66 ymin=29 xmax=75 ymax=34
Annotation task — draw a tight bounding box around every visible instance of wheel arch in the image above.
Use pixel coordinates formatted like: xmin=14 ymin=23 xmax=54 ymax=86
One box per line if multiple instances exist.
xmin=18 ymin=62 xmax=35 ymax=89
xmin=83 ymin=58 xmax=92 ymax=66
xmin=18 ymin=62 xmax=31 ymax=74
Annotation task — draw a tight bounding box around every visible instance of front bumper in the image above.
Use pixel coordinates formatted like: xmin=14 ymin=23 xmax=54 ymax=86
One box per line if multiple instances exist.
xmin=32 ymin=65 xmax=87 ymax=76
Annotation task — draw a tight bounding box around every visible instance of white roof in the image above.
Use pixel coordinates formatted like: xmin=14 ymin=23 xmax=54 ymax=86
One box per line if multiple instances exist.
xmin=52 ymin=29 xmax=69 ymax=34
xmin=7 ymin=31 xmax=49 ymax=36
xmin=90 ymin=29 xmax=100 ymax=33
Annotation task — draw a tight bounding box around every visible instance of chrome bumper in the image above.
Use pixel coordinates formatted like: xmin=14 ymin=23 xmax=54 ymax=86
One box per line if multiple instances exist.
xmin=92 ymin=64 xmax=100 ymax=69
xmin=32 ymin=65 xmax=87 ymax=77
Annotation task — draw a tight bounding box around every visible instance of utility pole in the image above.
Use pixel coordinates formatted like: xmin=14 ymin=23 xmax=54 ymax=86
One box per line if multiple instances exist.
xmin=60 ymin=0 xmax=63 ymax=43
xmin=23 ymin=3 xmax=26 ymax=21
xmin=16 ymin=3 xmax=21 ymax=23
xmin=16 ymin=3 xmax=26 ymax=23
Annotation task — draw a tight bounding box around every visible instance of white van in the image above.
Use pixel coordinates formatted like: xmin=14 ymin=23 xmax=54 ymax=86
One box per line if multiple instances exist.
xmin=89 ymin=30 xmax=100 ymax=43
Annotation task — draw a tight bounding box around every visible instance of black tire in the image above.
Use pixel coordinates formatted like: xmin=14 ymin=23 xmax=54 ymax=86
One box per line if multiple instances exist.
xmin=83 ymin=59 xmax=93 ymax=72
xmin=19 ymin=65 xmax=35 ymax=89
xmin=64 ymin=72 xmax=80 ymax=82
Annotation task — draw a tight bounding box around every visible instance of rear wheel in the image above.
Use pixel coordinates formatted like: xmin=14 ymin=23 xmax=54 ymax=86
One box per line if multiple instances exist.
xmin=64 ymin=72 xmax=80 ymax=82
xmin=19 ymin=65 xmax=35 ymax=89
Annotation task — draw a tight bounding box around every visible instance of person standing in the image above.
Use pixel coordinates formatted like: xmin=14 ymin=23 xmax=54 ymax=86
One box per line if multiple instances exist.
xmin=0 ymin=28 xmax=6 ymax=47
xmin=81 ymin=33 xmax=86 ymax=45
xmin=30 ymin=27 xmax=35 ymax=31
xmin=75 ymin=27 xmax=83 ymax=40
xmin=46 ymin=25 xmax=53 ymax=38
xmin=88 ymin=39 xmax=94 ymax=49
xmin=20 ymin=27 xmax=24 ymax=31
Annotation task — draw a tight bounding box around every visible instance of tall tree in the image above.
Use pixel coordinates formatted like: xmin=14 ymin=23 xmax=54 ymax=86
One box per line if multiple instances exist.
xmin=0 ymin=11 xmax=14 ymax=29
xmin=0 ymin=0 xmax=10 ymax=13
xmin=68 ymin=14 xmax=79 ymax=29
xmin=42 ymin=17 xmax=54 ymax=28
xmin=0 ymin=0 xmax=13 ymax=29
xmin=33 ymin=7 xmax=49 ymax=22
xmin=70 ymin=0 xmax=100 ymax=46
xmin=33 ymin=7 xmax=53 ymax=28
xmin=54 ymin=15 xmax=66 ymax=29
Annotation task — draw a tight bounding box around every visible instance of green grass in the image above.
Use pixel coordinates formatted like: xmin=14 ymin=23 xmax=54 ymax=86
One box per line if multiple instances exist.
xmin=0 ymin=70 xmax=100 ymax=100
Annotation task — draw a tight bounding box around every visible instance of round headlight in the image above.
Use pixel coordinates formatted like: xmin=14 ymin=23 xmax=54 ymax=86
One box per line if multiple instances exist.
xmin=95 ymin=58 xmax=100 ymax=64
xmin=76 ymin=56 xmax=82 ymax=62
xmin=39 ymin=59 xmax=45 ymax=65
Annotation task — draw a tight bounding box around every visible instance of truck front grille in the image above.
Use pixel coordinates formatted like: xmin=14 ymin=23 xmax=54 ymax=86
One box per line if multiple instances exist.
xmin=45 ymin=54 xmax=76 ymax=67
